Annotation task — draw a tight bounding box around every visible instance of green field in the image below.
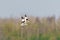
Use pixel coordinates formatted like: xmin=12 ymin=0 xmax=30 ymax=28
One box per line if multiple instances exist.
xmin=0 ymin=16 xmax=60 ymax=40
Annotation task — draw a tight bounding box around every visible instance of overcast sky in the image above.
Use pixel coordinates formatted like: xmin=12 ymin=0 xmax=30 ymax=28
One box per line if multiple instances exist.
xmin=0 ymin=0 xmax=60 ymax=18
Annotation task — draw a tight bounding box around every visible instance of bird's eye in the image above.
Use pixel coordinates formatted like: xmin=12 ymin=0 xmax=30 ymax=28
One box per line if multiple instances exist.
xmin=26 ymin=19 xmax=28 ymax=20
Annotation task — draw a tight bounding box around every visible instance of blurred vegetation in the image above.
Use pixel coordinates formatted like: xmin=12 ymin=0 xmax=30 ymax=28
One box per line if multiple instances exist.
xmin=0 ymin=16 xmax=60 ymax=40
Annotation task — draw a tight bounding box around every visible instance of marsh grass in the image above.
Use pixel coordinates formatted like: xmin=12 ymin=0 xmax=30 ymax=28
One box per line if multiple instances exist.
xmin=0 ymin=16 xmax=60 ymax=40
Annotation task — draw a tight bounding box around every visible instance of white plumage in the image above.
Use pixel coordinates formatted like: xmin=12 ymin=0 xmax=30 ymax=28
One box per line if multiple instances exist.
xmin=21 ymin=14 xmax=28 ymax=26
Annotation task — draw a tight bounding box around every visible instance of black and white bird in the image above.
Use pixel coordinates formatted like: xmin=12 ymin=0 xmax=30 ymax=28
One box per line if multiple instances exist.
xmin=21 ymin=14 xmax=29 ymax=26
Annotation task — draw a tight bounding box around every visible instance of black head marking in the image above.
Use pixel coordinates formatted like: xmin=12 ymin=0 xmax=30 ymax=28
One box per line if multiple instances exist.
xmin=25 ymin=14 xmax=27 ymax=17
xmin=21 ymin=16 xmax=24 ymax=19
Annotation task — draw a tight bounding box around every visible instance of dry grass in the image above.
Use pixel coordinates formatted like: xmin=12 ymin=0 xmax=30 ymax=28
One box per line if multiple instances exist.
xmin=0 ymin=16 xmax=60 ymax=40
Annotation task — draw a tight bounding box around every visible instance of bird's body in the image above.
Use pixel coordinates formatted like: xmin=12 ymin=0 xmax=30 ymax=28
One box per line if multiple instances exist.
xmin=21 ymin=14 xmax=29 ymax=26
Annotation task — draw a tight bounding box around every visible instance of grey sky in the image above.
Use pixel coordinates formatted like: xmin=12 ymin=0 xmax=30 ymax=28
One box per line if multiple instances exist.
xmin=0 ymin=0 xmax=60 ymax=18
